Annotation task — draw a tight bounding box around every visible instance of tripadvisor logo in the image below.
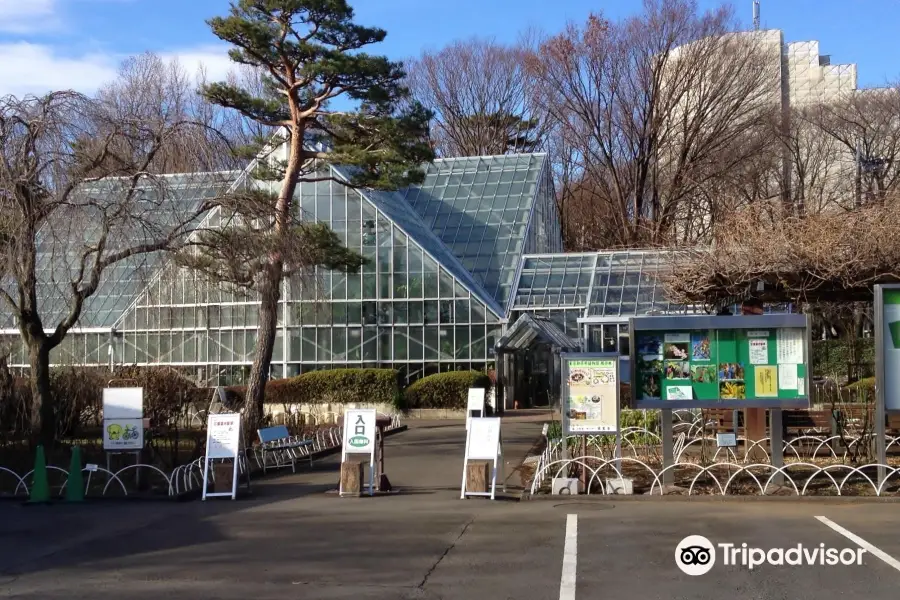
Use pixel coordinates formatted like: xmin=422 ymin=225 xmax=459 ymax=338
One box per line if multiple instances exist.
xmin=349 ymin=435 xmax=370 ymax=448
xmin=675 ymin=535 xmax=866 ymax=575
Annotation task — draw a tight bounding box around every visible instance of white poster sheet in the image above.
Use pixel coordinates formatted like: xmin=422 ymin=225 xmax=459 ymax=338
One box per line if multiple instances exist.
xmin=776 ymin=328 xmax=804 ymax=364
xmin=749 ymin=339 xmax=768 ymax=365
xmin=778 ymin=363 xmax=798 ymax=391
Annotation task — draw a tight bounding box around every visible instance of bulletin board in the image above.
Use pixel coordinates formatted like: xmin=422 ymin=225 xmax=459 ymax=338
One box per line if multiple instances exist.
xmin=630 ymin=314 xmax=811 ymax=409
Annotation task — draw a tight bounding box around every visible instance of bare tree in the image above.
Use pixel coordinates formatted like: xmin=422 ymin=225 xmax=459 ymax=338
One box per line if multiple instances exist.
xmin=526 ymin=1 xmax=781 ymax=248
xmin=0 ymin=91 xmax=227 ymax=443
xmin=775 ymin=106 xmax=849 ymax=215
xmin=406 ymin=36 xmax=550 ymax=157
xmin=805 ymin=86 xmax=900 ymax=206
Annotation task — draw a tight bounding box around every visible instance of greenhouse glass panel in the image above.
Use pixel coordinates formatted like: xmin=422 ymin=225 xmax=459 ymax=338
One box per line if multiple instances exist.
xmin=401 ymin=154 xmax=552 ymax=308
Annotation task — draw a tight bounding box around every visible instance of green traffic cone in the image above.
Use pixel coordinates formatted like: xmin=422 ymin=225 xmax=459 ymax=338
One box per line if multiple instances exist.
xmin=28 ymin=444 xmax=51 ymax=504
xmin=65 ymin=446 xmax=84 ymax=502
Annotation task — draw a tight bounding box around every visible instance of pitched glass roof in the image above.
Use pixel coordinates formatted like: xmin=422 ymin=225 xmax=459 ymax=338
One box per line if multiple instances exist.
xmin=402 ymin=154 xmax=547 ymax=309
xmin=512 ymin=254 xmax=597 ymax=309
xmin=331 ymin=166 xmax=506 ymax=318
xmin=510 ymin=250 xmax=703 ymax=319
xmin=587 ymin=251 xmax=697 ymax=317
xmin=495 ymin=312 xmax=581 ymax=352
xmin=0 ymin=171 xmax=240 ymax=329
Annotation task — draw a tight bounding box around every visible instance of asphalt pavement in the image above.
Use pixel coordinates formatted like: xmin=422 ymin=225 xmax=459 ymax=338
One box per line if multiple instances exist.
xmin=2 ymin=413 xmax=900 ymax=599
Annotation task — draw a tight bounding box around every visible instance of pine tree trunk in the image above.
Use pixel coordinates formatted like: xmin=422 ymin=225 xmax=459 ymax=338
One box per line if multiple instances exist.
xmin=244 ymin=265 xmax=281 ymax=430
xmin=28 ymin=341 xmax=55 ymax=445
xmin=243 ymin=124 xmax=304 ymax=429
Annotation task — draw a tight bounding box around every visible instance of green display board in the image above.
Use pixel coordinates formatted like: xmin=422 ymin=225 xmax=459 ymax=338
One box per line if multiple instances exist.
xmin=630 ymin=315 xmax=810 ymax=409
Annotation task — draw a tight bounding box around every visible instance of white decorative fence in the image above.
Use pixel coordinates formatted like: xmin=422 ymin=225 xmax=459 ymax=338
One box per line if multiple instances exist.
xmin=0 ymin=414 xmax=403 ymax=499
xmin=529 ymin=411 xmax=900 ymax=497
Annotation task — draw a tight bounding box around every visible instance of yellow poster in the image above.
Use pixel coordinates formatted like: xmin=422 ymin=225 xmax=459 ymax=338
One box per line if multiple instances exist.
xmin=755 ymin=366 xmax=777 ymax=397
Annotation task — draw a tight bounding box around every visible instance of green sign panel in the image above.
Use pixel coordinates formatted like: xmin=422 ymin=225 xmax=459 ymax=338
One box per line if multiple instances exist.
xmin=879 ymin=288 xmax=900 ymax=412
xmin=631 ymin=316 xmax=809 ymax=409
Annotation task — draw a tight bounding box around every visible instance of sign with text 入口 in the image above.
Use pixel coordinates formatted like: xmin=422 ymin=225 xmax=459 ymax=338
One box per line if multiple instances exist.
xmin=343 ymin=409 xmax=376 ymax=455
xmin=341 ymin=409 xmax=377 ymax=497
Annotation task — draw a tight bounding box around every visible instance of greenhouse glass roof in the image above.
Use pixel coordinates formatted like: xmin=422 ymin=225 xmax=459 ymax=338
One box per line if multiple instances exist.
xmin=511 ymin=254 xmax=596 ymax=309
xmin=332 ymin=166 xmax=506 ymax=318
xmin=402 ymin=154 xmax=547 ymax=308
xmin=511 ymin=250 xmax=702 ymax=318
xmin=0 ymin=171 xmax=241 ymax=329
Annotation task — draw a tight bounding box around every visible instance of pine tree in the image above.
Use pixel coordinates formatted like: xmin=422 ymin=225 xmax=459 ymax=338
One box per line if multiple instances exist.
xmin=197 ymin=0 xmax=434 ymax=427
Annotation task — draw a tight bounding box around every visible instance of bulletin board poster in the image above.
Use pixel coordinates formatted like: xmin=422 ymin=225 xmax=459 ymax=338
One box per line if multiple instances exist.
xmin=562 ymin=354 xmax=620 ymax=435
xmin=631 ymin=315 xmax=810 ymax=409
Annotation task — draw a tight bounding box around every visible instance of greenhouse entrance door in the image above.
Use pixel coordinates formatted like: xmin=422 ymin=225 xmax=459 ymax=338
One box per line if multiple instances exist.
xmin=495 ymin=313 xmax=582 ymax=410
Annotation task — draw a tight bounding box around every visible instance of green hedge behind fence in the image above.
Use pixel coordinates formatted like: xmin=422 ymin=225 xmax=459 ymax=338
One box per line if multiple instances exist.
xmin=812 ymin=339 xmax=874 ymax=379
xmin=226 ymin=368 xmax=401 ymax=409
xmin=403 ymin=370 xmax=492 ymax=410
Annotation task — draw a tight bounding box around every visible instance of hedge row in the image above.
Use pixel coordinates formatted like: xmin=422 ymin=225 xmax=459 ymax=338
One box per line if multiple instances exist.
xmin=812 ymin=338 xmax=874 ymax=379
xmin=226 ymin=369 xmax=401 ymax=409
xmin=0 ymin=365 xmax=202 ymax=438
xmin=404 ymin=370 xmax=492 ymax=410
xmin=2 ymin=364 xmax=489 ymax=438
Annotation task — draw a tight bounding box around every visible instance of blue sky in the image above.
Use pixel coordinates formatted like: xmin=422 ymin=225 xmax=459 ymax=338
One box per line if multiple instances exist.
xmin=1 ymin=0 xmax=899 ymax=97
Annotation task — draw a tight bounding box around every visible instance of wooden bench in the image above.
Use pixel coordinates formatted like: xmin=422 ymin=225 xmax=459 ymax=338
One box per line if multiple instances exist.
xmin=257 ymin=425 xmax=315 ymax=474
xmin=887 ymin=414 xmax=900 ymax=436
xmin=782 ymin=409 xmax=835 ymax=438
xmin=703 ymin=409 xmax=743 ymax=435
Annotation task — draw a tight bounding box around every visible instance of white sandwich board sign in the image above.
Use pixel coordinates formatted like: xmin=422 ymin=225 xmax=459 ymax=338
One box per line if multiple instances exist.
xmin=202 ymin=413 xmax=242 ymax=500
xmin=460 ymin=417 xmax=504 ymax=500
xmin=341 ymin=408 xmax=377 ymax=496
xmin=102 ymin=387 xmax=144 ymax=451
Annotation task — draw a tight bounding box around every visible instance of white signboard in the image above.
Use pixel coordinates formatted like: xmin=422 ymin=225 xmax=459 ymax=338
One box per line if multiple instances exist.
xmin=461 ymin=417 xmax=504 ymax=500
xmin=467 ymin=417 xmax=501 ymax=460
xmin=202 ymin=412 xmax=242 ymax=500
xmin=103 ymin=418 xmax=144 ymax=450
xmin=102 ymin=387 xmax=145 ymax=451
xmin=206 ymin=413 xmax=242 ymax=459
xmin=103 ymin=388 xmax=144 ymax=419
xmin=716 ymin=433 xmax=737 ymax=447
xmin=343 ymin=409 xmax=376 ymax=455
xmin=341 ymin=409 xmax=377 ymax=496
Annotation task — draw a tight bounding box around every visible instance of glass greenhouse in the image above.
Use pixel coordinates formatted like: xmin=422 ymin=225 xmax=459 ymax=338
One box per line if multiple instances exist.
xmin=0 ymin=151 xmax=700 ymax=406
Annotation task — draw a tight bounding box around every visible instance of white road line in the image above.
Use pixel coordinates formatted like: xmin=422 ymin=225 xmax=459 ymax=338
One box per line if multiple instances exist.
xmin=560 ymin=513 xmax=578 ymax=600
xmin=816 ymin=515 xmax=900 ymax=573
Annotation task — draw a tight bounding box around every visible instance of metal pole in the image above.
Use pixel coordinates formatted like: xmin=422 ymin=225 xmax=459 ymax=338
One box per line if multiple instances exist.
xmin=770 ymin=408 xmax=784 ymax=487
xmin=876 ymin=399 xmax=886 ymax=483
xmin=661 ymin=408 xmax=673 ymax=486
xmin=614 ymin=430 xmax=622 ymax=480
xmin=875 ymin=285 xmax=887 ymax=485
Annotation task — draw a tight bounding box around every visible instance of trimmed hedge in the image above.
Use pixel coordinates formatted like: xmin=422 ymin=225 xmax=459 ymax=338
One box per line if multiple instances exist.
xmin=404 ymin=370 xmax=492 ymax=410
xmin=225 ymin=368 xmax=401 ymax=409
xmin=812 ymin=339 xmax=874 ymax=379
